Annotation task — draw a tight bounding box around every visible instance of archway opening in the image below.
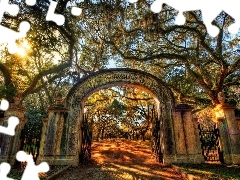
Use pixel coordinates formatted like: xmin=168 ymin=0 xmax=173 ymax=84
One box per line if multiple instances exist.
xmin=79 ymin=85 xmax=180 ymax=178
xmin=85 ymin=86 xmax=158 ymax=141
xmin=80 ymin=84 xmax=162 ymax=160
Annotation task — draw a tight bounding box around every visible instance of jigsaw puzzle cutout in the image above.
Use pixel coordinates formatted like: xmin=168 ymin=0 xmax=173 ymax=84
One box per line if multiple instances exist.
xmin=0 ymin=152 xmax=50 ymax=180
xmin=46 ymin=0 xmax=65 ymax=26
xmin=0 ymin=99 xmax=9 ymax=111
xmin=0 ymin=0 xmax=19 ymax=21
xmin=0 ymin=99 xmax=19 ymax=136
xmin=0 ymin=0 xmax=34 ymax=54
xmin=130 ymin=0 xmax=240 ymax=37
xmin=25 ymin=0 xmax=36 ymax=6
xmin=0 ymin=21 xmax=30 ymax=54
xmin=0 ymin=162 xmax=14 ymax=180
xmin=0 ymin=116 xmax=19 ymax=136
xmin=16 ymin=151 xmax=49 ymax=180
xmin=46 ymin=0 xmax=82 ymax=25
xmin=71 ymin=7 xmax=82 ymax=16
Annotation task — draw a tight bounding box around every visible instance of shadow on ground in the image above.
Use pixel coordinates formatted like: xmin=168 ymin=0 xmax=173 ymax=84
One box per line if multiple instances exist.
xmin=54 ymin=139 xmax=184 ymax=180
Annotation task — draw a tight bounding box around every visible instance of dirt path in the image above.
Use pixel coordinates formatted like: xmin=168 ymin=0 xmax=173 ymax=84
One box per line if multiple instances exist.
xmin=55 ymin=139 xmax=184 ymax=180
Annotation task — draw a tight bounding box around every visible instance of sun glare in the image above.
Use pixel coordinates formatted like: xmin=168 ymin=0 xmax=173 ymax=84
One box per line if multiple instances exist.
xmin=17 ymin=48 xmax=26 ymax=56
xmin=22 ymin=40 xmax=30 ymax=49
xmin=16 ymin=40 xmax=30 ymax=56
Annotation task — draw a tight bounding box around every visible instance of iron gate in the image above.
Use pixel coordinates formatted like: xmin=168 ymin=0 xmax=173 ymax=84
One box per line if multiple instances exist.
xmin=198 ymin=123 xmax=224 ymax=163
xmin=20 ymin=123 xmax=42 ymax=163
xmin=151 ymin=119 xmax=163 ymax=163
xmin=79 ymin=113 xmax=92 ymax=164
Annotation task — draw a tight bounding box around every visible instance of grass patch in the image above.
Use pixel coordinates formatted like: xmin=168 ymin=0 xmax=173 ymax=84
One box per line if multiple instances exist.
xmin=174 ymin=163 xmax=240 ymax=179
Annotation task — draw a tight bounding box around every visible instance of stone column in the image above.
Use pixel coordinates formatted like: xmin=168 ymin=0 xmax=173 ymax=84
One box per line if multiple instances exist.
xmin=0 ymin=114 xmax=14 ymax=163
xmin=214 ymin=92 xmax=240 ymax=164
xmin=173 ymin=104 xmax=204 ymax=164
xmin=38 ymin=117 xmax=48 ymax=160
xmin=216 ymin=104 xmax=240 ymax=164
xmin=9 ymin=107 xmax=27 ymax=165
xmin=0 ymin=95 xmax=27 ymax=165
xmin=173 ymin=105 xmax=187 ymax=156
xmin=37 ymin=93 xmax=69 ymax=165
xmin=78 ymin=105 xmax=84 ymax=161
xmin=160 ymin=102 xmax=176 ymax=165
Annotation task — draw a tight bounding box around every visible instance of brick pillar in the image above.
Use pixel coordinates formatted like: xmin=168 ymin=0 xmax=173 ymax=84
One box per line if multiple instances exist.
xmin=173 ymin=104 xmax=204 ymax=163
xmin=216 ymin=104 xmax=240 ymax=164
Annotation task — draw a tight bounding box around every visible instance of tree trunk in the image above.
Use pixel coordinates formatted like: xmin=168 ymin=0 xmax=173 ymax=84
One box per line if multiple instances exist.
xmin=101 ymin=128 xmax=105 ymax=140
xmin=141 ymin=133 xmax=145 ymax=141
xmin=96 ymin=128 xmax=101 ymax=141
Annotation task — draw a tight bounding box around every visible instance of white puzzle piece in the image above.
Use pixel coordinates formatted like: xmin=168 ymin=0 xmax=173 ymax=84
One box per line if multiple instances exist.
xmin=0 ymin=0 xmax=31 ymax=53
xmin=16 ymin=151 xmax=49 ymax=180
xmin=0 ymin=0 xmax=35 ymax=54
xmin=0 ymin=99 xmax=9 ymax=111
xmin=0 ymin=0 xmax=19 ymax=22
xmin=0 ymin=162 xmax=14 ymax=180
xmin=0 ymin=21 xmax=30 ymax=54
xmin=25 ymin=0 xmax=36 ymax=6
xmin=46 ymin=0 xmax=65 ymax=26
xmin=0 ymin=99 xmax=19 ymax=136
xmin=71 ymin=7 xmax=82 ymax=16
xmin=0 ymin=116 xmax=19 ymax=136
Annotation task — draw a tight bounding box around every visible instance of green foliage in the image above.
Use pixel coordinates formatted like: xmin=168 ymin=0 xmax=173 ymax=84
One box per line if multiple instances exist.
xmin=110 ymin=99 xmax=126 ymax=110
xmin=23 ymin=143 xmax=38 ymax=154
xmin=22 ymin=108 xmax=45 ymax=139
xmin=0 ymin=84 xmax=17 ymax=100
xmin=109 ymin=98 xmax=126 ymax=116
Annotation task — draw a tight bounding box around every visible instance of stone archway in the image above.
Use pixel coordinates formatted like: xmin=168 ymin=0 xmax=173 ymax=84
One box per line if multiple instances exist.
xmin=37 ymin=68 xmax=204 ymax=166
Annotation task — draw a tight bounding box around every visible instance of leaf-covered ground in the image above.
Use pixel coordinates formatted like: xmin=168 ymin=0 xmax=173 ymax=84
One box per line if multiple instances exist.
xmin=55 ymin=139 xmax=184 ymax=180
